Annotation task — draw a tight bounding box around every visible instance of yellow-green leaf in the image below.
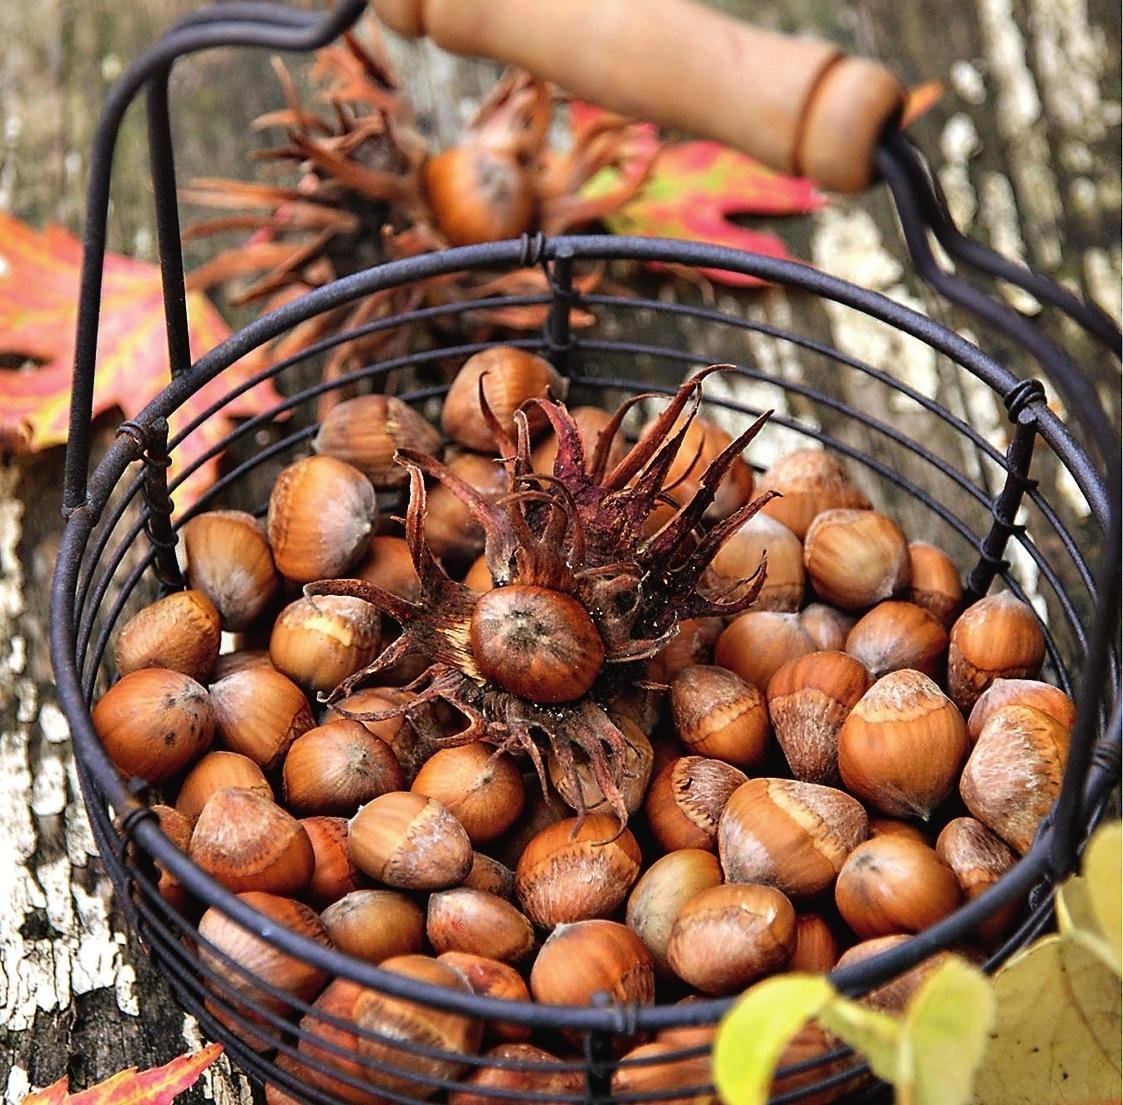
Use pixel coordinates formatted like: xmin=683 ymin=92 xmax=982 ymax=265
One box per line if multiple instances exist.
xmin=1082 ymin=821 xmax=1121 ymax=975
xmin=975 ymin=935 xmax=1121 ymax=1104
xmin=818 ymin=996 xmax=900 ymax=1084
xmin=713 ymin=974 xmax=834 ymax=1105
xmin=902 ymin=957 xmax=995 ymax=1105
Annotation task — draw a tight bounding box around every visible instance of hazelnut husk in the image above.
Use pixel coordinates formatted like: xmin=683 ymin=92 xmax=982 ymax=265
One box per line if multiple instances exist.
xmin=906 ymin=542 xmax=963 ymax=627
xmin=423 ymin=451 xmax=507 ymax=568
xmin=114 ymin=589 xmax=221 ymax=683
xmin=717 ymin=777 xmax=868 ymax=897
xmin=803 ymin=509 xmax=911 ymax=611
xmin=208 ymin=667 xmax=313 ymax=770
xmin=301 ymin=816 xmax=363 ymax=906
xmin=529 ymin=919 xmax=655 ymax=1006
xmin=671 ymin=665 xmax=770 ymax=769
xmin=758 ymin=448 xmax=871 ymax=538
xmin=320 ymin=889 xmax=425 ymax=964
xmin=93 ymin=668 xmax=214 ymax=785
xmin=838 ymin=669 xmax=968 ymax=820
xmin=183 ymin=511 xmax=279 ymax=631
xmin=705 ymin=512 xmax=805 ymax=611
xmin=936 ymin=816 xmax=1020 ymax=946
xmin=427 ymin=888 xmax=536 ymax=964
xmin=176 ymin=750 xmax=272 ymax=823
xmin=645 ymin=756 xmax=748 ymax=853
xmin=966 ymin=678 xmax=1075 ymax=745
xmin=666 ymin=883 xmax=796 ymax=995
xmin=269 ymin=594 xmax=382 ymax=694
xmin=267 ymin=454 xmax=377 ymax=583
xmin=959 ymin=703 xmax=1069 ymax=853
xmin=714 ymin=611 xmax=815 ymax=691
xmin=532 ymin=405 xmax=627 ymax=476
xmin=548 ymin=718 xmax=654 ymax=818
xmin=844 ymin=600 xmax=948 ymax=680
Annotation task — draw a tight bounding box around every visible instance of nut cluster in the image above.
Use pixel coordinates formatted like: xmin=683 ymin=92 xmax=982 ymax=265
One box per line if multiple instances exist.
xmin=92 ymin=350 xmax=1070 ymax=1103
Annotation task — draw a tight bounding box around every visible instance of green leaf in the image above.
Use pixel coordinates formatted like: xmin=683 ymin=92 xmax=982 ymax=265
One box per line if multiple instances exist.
xmin=1082 ymin=821 xmax=1121 ymax=975
xmin=975 ymin=935 xmax=1122 ymax=1104
xmin=713 ymin=974 xmax=834 ymax=1105
xmin=903 ymin=957 xmax=995 ymax=1105
xmin=818 ymin=996 xmax=900 ymax=1084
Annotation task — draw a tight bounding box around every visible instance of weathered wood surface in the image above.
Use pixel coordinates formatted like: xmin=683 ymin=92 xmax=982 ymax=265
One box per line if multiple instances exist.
xmin=0 ymin=0 xmax=1118 ymax=1101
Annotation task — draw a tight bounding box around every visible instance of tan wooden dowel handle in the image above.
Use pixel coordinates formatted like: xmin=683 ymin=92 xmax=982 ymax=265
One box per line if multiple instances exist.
xmin=369 ymin=0 xmax=906 ymax=193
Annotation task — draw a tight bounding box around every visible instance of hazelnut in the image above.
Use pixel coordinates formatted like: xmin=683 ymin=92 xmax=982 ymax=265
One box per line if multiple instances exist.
xmin=671 ymin=665 xmax=770 ymax=769
xmin=412 ymin=742 xmax=526 ymax=844
xmin=208 ymin=667 xmax=313 ymax=770
xmin=282 ymin=719 xmax=403 ymax=816
xmin=314 ymin=394 xmax=443 ymax=488
xmin=906 ymin=542 xmax=962 ymax=627
xmin=803 ymin=509 xmax=911 ymax=611
xmin=331 ymin=686 xmax=435 ymax=782
xmin=936 ymin=816 xmax=1020 ymax=946
xmin=354 ymin=535 xmax=423 ymax=603
xmin=437 ymin=954 xmax=533 ymax=1044
xmin=152 ymin=804 xmax=192 ymax=912
xmin=645 ymin=756 xmax=748 ymax=853
xmin=461 ymin=852 xmax=515 ymax=900
xmin=114 ymin=589 xmax=221 ymax=682
xmin=189 ymin=788 xmax=314 ymax=896
xmin=515 ymin=815 xmax=642 ymax=928
xmin=714 ymin=611 xmax=815 ymax=691
xmin=835 ymin=936 xmax=983 ymax=1013
xmin=530 ymin=919 xmax=655 ymax=1006
xmin=947 ymin=592 xmax=1046 ymax=712
xmin=176 ymin=750 xmax=272 ymax=823
xmin=666 ymin=883 xmax=796 ymax=995
xmin=835 ymin=836 xmax=961 ymax=939
xmin=183 ymin=511 xmax=279 ymax=631
xmin=267 ymin=455 xmax=377 ymax=583
xmin=449 ymin=1043 xmax=581 ymax=1105
xmin=424 ymin=451 xmax=507 ymax=568
xmin=297 ymin=980 xmax=388 ymax=1104
xmin=490 ymin=784 xmax=570 ymax=869
xmin=92 ymin=668 xmax=214 ymax=785
xmin=966 ymin=678 xmax=1075 ymax=744
xmin=959 ymin=704 xmax=1069 ymax=853
xmin=799 ymin=603 xmax=855 ymax=652
xmin=867 ymin=817 xmax=929 ymax=845
xmin=348 ymin=791 xmax=474 ymax=890
xmin=646 ymin=616 xmax=723 ymax=683
xmin=301 ymin=816 xmax=362 ymax=906
xmin=441 ymin=347 xmax=564 ymax=452
xmin=626 ymin=849 xmax=722 ymax=975
xmin=772 ymin=1021 xmax=868 ymax=1104
xmin=610 ymin=1041 xmax=713 ymax=1100
xmin=532 ymin=405 xmax=627 ymax=476
xmin=844 ymin=601 xmax=948 ymax=679
xmin=427 ymin=888 xmax=536 ymax=964
xmin=548 ymin=718 xmax=654 ymax=818
xmin=269 ymin=594 xmax=381 ymax=695
xmin=462 ymin=556 xmax=494 ymax=593
xmin=718 ymin=778 xmax=868 ymax=897
xmin=791 ymin=913 xmax=838 ymax=973
xmin=758 ymin=449 xmax=871 ymax=538
xmin=212 ymin=649 xmax=275 ymax=679
xmin=705 ymin=512 xmax=805 ymax=611
xmin=838 ymin=669 xmax=968 ymax=820
xmin=320 ymin=889 xmax=425 ymax=964
xmin=765 ymin=651 xmax=873 ymax=785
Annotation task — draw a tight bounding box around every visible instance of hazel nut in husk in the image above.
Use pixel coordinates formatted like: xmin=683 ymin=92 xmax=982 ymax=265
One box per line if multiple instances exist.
xmin=548 ymin=719 xmax=653 ymax=819
xmin=717 ymin=777 xmax=868 ymax=898
xmin=803 ymin=509 xmax=911 ymax=611
xmin=705 ymin=512 xmax=805 ymax=612
xmin=113 ymin=589 xmax=221 ymax=683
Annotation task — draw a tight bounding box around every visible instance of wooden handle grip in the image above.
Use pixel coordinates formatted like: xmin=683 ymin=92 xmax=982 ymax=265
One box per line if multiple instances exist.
xmin=370 ymin=0 xmax=906 ymax=193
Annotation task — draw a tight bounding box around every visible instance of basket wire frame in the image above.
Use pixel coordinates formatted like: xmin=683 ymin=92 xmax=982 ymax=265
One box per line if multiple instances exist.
xmin=49 ymin=3 xmax=1121 ymax=1104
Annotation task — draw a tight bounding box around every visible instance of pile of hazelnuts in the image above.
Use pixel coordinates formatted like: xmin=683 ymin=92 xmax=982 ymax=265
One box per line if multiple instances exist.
xmin=91 ymin=347 xmax=1073 ymax=1104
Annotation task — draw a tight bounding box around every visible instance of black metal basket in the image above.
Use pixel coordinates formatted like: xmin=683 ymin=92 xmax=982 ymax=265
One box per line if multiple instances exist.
xmin=50 ymin=3 xmax=1121 ymax=1103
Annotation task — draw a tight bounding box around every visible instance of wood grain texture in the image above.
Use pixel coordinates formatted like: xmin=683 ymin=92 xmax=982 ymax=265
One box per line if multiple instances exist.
xmin=0 ymin=0 xmax=1118 ymax=1101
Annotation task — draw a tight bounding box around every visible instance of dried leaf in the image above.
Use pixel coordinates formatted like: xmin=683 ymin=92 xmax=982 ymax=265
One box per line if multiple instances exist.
xmin=902 ymin=81 xmax=946 ymax=126
xmin=22 ymin=1044 xmax=222 ymax=1105
xmin=0 ymin=214 xmax=282 ymax=510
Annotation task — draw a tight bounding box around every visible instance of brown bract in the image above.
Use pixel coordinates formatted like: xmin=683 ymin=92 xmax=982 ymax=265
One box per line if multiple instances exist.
xmin=706 ymin=512 xmax=805 ymax=611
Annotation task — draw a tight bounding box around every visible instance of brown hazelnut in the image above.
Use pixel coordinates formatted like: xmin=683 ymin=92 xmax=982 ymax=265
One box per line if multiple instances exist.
xmin=152 ymin=804 xmax=192 ymax=912
xmin=354 ymin=535 xmax=423 ymax=602
xmin=283 ymin=719 xmax=404 ymax=816
xmin=799 ymin=604 xmax=855 ymax=652
xmin=423 ymin=451 xmax=507 ymax=568
xmin=835 ymin=836 xmax=961 ymax=939
xmin=838 ymin=669 xmax=968 ymax=820
xmin=515 ymin=815 xmax=642 ymax=928
xmin=461 ymin=852 xmax=516 ymax=900
xmin=427 ymin=888 xmax=536 ymax=964
xmin=208 ymin=667 xmax=313 ymax=770
xmin=449 ymin=1043 xmax=581 ymax=1105
xmin=906 ymin=542 xmax=963 ymax=627
xmin=212 ymin=649 xmax=275 ymax=680
xmin=412 ymin=742 xmax=526 ymax=845
xmin=646 ymin=616 xmax=723 ymax=684
xmin=803 ymin=509 xmax=911 ymax=611
xmin=844 ymin=601 xmax=948 ymax=679
xmin=532 ymin=405 xmax=627 ymax=476
xmin=759 ymin=449 xmax=871 ymax=538
xmin=548 ymin=718 xmax=654 ymax=818
xmin=835 ymin=936 xmax=983 ymax=1013
xmin=645 ymin=756 xmax=748 ymax=853
xmin=666 ymin=883 xmax=796 ymax=995
xmin=959 ymin=704 xmax=1069 ymax=853
xmin=718 ymin=778 xmax=868 ymax=897
xmin=936 ymin=816 xmax=1020 ymax=946
xmin=714 ymin=611 xmax=815 ymax=691
xmin=176 ymin=750 xmax=272 ymax=823
xmin=671 ymin=665 xmax=770 ymax=769
xmin=92 ymin=668 xmax=214 ymax=785
xmin=966 ymin=678 xmax=1075 ymax=744
xmin=297 ymin=980 xmax=388 ymax=1104
xmin=189 ymin=788 xmax=314 ymax=896
xmin=772 ymin=1021 xmax=868 ymax=1104
xmin=269 ymin=594 xmax=382 ymax=695
xmin=867 ymin=817 xmax=929 ymax=845
xmin=626 ymin=849 xmax=722 ymax=975
xmin=301 ymin=816 xmax=362 ymax=907
xmin=610 ymin=1041 xmax=713 ymax=1101
xmin=267 ymin=455 xmax=377 ymax=583
xmin=349 ymin=791 xmax=474 ymax=890
xmin=314 ymin=394 xmax=443 ymax=488
xmin=462 ymin=556 xmax=494 ymax=593
xmin=331 ymin=686 xmax=436 ymax=782
xmin=765 ymin=651 xmax=873 ymax=785
xmin=530 ymin=919 xmax=655 ymax=1006
xmin=183 ymin=511 xmax=279 ymax=631
xmin=791 ymin=913 xmax=839 ymax=973
xmin=320 ymin=889 xmax=425 ymax=964
xmin=114 ymin=589 xmax=221 ymax=683
xmin=705 ymin=512 xmax=805 ymax=611
xmin=437 ymin=955 xmax=533 ymax=1044
xmin=947 ymin=592 xmax=1046 ymax=712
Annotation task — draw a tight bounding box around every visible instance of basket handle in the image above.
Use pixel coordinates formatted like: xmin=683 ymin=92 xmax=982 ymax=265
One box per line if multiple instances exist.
xmin=369 ymin=0 xmax=906 ymax=193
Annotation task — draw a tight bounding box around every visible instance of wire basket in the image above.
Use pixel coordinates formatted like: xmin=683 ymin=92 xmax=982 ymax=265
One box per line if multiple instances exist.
xmin=50 ymin=3 xmax=1121 ymax=1103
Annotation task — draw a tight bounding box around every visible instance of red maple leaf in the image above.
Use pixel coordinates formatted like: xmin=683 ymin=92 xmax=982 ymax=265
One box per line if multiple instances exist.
xmin=22 ymin=1043 xmax=223 ymax=1105
xmin=0 ymin=214 xmax=282 ymax=509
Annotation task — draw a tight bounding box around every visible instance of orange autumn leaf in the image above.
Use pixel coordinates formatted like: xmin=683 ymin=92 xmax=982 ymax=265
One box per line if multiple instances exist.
xmin=0 ymin=213 xmax=283 ymax=509
xmin=22 ymin=1043 xmax=223 ymax=1105
xmin=902 ymin=80 xmax=945 ymax=126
